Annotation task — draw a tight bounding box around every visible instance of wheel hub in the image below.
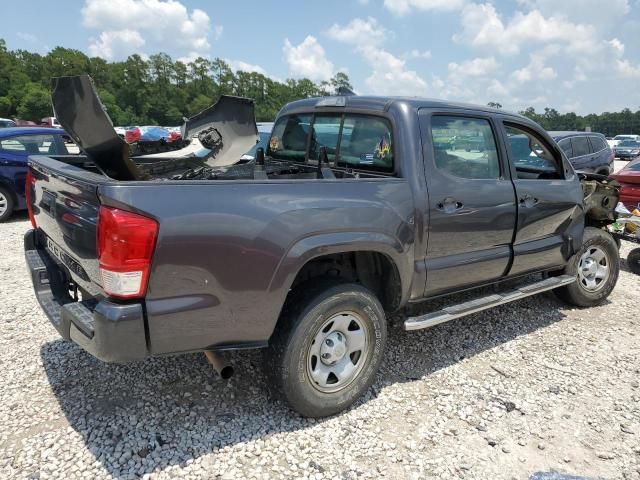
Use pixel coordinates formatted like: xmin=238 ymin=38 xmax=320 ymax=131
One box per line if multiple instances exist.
xmin=582 ymin=258 xmax=598 ymax=278
xmin=578 ymin=246 xmax=609 ymax=292
xmin=306 ymin=312 xmax=370 ymax=393
xmin=320 ymin=331 xmax=347 ymax=365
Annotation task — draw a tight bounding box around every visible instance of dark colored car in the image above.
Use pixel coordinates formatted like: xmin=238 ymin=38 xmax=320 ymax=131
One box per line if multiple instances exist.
xmin=24 ymin=76 xmax=620 ymax=417
xmin=612 ymin=156 xmax=640 ymax=210
xmin=549 ymin=131 xmax=614 ymax=175
xmin=614 ymin=140 xmax=640 ymax=161
xmin=0 ymin=127 xmax=76 ymax=221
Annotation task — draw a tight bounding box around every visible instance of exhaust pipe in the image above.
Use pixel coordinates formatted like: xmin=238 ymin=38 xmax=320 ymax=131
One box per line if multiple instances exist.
xmin=204 ymin=351 xmax=234 ymax=379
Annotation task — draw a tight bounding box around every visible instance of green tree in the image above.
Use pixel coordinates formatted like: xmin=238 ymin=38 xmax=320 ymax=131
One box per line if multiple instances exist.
xmin=16 ymin=83 xmax=51 ymax=120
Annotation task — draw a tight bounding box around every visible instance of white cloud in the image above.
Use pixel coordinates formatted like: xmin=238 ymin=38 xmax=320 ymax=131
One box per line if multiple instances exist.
xmin=616 ymin=59 xmax=640 ymax=78
xmin=283 ymin=36 xmax=335 ymax=82
xmin=454 ymin=3 xmax=596 ymax=55
xmin=448 ymin=57 xmax=498 ymax=77
xmin=17 ymin=32 xmax=37 ymax=43
xmin=88 ymin=29 xmax=145 ymax=60
xmin=405 ymin=49 xmax=432 ymax=59
xmin=327 ymin=18 xmax=428 ymax=95
xmin=516 ymin=0 xmax=630 ymax=28
xmin=510 ymin=53 xmax=556 ymax=83
xmin=226 ymin=60 xmax=267 ymax=75
xmin=608 ymin=38 xmax=625 ymax=56
xmin=360 ymin=48 xmax=428 ymax=95
xmin=82 ymin=0 xmax=212 ymax=59
xmin=213 ymin=25 xmax=224 ymax=40
xmin=384 ymin=0 xmax=466 ymax=15
xmin=326 ymin=17 xmax=389 ymax=47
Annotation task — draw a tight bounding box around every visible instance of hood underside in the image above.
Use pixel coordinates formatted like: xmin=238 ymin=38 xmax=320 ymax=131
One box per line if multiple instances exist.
xmin=51 ymin=75 xmax=258 ymax=180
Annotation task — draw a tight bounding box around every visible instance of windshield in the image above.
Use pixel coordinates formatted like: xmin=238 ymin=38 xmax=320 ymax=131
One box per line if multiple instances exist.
xmin=619 ymin=140 xmax=640 ymax=147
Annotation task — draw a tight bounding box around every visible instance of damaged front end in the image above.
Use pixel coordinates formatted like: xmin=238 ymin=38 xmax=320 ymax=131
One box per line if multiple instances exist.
xmin=580 ymin=172 xmax=620 ymax=227
xmin=51 ymin=75 xmax=258 ymax=181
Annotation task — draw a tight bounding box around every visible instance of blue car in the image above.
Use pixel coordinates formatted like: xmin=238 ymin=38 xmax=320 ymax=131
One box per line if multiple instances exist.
xmin=549 ymin=131 xmax=614 ymax=175
xmin=0 ymin=127 xmax=77 ymax=221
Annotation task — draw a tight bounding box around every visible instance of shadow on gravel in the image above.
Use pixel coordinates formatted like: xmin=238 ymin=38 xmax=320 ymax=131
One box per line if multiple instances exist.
xmin=4 ymin=211 xmax=29 ymax=223
xmin=41 ymin=289 xmax=568 ymax=478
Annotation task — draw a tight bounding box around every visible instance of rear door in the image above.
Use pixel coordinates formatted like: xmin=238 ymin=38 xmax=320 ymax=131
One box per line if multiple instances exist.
xmin=567 ymin=135 xmax=593 ymax=171
xmin=499 ymin=120 xmax=584 ymax=275
xmin=419 ymin=110 xmax=517 ymax=296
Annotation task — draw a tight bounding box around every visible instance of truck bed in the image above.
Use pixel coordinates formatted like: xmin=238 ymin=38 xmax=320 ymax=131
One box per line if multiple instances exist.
xmin=26 ymin=154 xmax=414 ymax=360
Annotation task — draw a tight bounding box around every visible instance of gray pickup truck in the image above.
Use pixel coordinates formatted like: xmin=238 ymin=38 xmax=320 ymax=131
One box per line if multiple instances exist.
xmin=25 ymin=76 xmax=619 ymax=417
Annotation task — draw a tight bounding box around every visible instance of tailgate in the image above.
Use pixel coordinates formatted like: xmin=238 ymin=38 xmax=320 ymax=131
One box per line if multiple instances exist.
xmin=29 ymin=156 xmax=104 ymax=296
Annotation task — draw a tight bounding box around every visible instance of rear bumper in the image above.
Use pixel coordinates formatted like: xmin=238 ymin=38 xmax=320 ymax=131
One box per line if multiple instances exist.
xmin=24 ymin=229 xmax=148 ymax=363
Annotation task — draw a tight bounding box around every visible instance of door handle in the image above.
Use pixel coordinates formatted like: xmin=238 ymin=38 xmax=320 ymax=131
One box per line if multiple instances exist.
xmin=519 ymin=194 xmax=539 ymax=208
xmin=436 ymin=197 xmax=464 ymax=213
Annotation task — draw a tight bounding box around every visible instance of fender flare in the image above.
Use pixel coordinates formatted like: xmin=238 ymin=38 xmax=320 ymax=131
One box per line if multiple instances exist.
xmin=267 ymin=231 xmax=412 ymax=319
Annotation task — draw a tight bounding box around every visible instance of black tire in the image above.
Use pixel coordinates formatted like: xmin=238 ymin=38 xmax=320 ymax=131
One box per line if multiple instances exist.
xmin=265 ymin=281 xmax=387 ymax=418
xmin=627 ymin=248 xmax=640 ymax=275
xmin=555 ymin=227 xmax=619 ymax=307
xmin=0 ymin=186 xmax=15 ymax=222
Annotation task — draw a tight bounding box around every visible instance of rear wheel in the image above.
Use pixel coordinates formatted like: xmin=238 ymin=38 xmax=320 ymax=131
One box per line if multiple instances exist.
xmin=266 ymin=281 xmax=387 ymax=417
xmin=0 ymin=187 xmax=15 ymax=222
xmin=555 ymin=227 xmax=619 ymax=307
xmin=627 ymin=248 xmax=640 ymax=275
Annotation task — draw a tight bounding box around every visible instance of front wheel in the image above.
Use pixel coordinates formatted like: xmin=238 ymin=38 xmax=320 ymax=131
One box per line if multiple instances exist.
xmin=555 ymin=227 xmax=619 ymax=307
xmin=266 ymin=282 xmax=387 ymax=418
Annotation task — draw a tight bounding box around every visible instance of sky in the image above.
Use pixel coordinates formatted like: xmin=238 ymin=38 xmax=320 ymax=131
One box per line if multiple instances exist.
xmin=3 ymin=0 xmax=640 ymax=114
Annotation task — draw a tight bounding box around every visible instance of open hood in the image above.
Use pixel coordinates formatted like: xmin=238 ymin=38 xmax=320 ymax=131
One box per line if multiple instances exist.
xmin=52 ymin=75 xmax=258 ymax=180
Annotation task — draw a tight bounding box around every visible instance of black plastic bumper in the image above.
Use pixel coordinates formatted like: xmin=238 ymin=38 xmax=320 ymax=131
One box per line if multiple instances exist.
xmin=24 ymin=229 xmax=148 ymax=362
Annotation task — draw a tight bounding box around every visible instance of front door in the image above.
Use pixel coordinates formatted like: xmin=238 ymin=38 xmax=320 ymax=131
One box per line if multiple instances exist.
xmin=419 ymin=111 xmax=517 ymax=296
xmin=499 ymin=121 xmax=584 ymax=275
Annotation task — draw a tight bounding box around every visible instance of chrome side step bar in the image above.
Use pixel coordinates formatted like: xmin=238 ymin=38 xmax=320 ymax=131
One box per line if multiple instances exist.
xmin=404 ymin=275 xmax=576 ymax=331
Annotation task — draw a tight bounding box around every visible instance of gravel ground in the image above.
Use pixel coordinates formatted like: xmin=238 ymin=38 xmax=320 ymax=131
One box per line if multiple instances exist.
xmin=1 ymin=214 xmax=639 ymax=480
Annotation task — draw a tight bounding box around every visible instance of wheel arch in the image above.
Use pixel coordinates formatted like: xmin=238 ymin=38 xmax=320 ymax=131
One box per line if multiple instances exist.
xmin=267 ymin=231 xmax=411 ymax=336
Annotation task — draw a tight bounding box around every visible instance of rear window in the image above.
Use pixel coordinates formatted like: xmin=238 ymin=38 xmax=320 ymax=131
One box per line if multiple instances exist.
xmin=571 ymin=136 xmax=591 ymax=157
xmin=557 ymin=138 xmax=573 ymax=157
xmin=589 ymin=136 xmax=606 ymax=152
xmin=268 ymin=114 xmax=312 ymax=162
xmin=268 ymin=113 xmax=394 ymax=173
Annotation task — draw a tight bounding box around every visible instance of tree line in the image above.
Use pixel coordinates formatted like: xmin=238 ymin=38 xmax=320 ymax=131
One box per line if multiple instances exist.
xmin=0 ymin=38 xmax=352 ymax=126
xmin=1 ymin=38 xmax=639 ymax=135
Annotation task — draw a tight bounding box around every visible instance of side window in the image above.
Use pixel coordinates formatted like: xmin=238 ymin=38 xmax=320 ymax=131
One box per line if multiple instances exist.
xmin=268 ymin=114 xmax=312 ymax=161
xmin=309 ymin=114 xmax=341 ymax=162
xmin=0 ymin=134 xmax=59 ymax=155
xmin=430 ymin=116 xmax=500 ymax=179
xmin=339 ymin=115 xmax=393 ymax=172
xmin=558 ymin=138 xmax=573 ymax=158
xmin=571 ymin=136 xmax=591 ymax=157
xmin=504 ymin=125 xmax=562 ymax=180
xmin=589 ymin=136 xmax=605 ymax=152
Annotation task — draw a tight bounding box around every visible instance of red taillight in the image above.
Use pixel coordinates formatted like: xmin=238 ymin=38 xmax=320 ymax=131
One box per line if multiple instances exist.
xmin=125 ymin=128 xmax=141 ymax=144
xmin=25 ymin=170 xmax=37 ymax=228
xmin=97 ymin=206 xmax=158 ymax=299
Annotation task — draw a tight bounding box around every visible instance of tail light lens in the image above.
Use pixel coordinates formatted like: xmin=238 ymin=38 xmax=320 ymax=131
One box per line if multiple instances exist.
xmin=97 ymin=206 xmax=158 ymax=299
xmin=25 ymin=170 xmax=37 ymax=228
